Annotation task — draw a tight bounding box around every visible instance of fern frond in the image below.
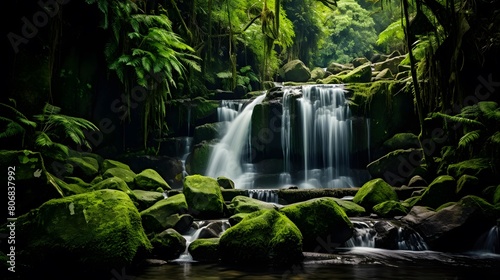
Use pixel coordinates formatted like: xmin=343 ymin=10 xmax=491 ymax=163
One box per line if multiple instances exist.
xmin=478 ymin=101 xmax=500 ymax=121
xmin=458 ymin=130 xmax=481 ymax=148
xmin=431 ymin=112 xmax=484 ymax=127
xmin=0 ymin=118 xmax=25 ymax=139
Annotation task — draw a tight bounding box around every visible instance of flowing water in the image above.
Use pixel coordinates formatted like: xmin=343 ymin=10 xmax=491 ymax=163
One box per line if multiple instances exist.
xmin=205 ymin=94 xmax=267 ymax=187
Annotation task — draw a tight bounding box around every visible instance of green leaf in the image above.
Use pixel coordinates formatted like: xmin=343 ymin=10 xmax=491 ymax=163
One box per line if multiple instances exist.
xmin=458 ymin=130 xmax=481 ymax=148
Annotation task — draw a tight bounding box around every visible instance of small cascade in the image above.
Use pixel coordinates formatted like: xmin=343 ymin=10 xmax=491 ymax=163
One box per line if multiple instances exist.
xmin=473 ymin=225 xmax=500 ymax=254
xmin=206 ymin=94 xmax=267 ymax=186
xmin=345 ymin=221 xmax=376 ymax=248
xmin=248 ymin=189 xmax=279 ymax=203
xmin=397 ymin=227 xmax=429 ymax=251
xmin=281 ymin=84 xmax=354 ymax=188
xmin=218 ymin=100 xmax=243 ymax=122
xmin=180 ymin=137 xmax=193 ymax=179
xmin=175 ymin=220 xmax=230 ymax=262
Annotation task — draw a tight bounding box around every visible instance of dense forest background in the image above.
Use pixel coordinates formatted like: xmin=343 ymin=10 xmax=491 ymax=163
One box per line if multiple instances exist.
xmin=2 ymin=0 xmax=500 ymax=173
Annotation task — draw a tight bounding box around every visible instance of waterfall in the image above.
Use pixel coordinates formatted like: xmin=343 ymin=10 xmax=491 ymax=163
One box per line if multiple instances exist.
xmin=218 ymin=100 xmax=243 ymax=122
xmin=206 ymin=94 xmax=267 ymax=186
xmin=248 ymin=189 xmax=279 ymax=203
xmin=397 ymin=227 xmax=428 ymax=251
xmin=474 ymin=225 xmax=500 ymax=254
xmin=345 ymin=221 xmax=377 ymax=248
xmin=282 ymin=85 xmax=354 ymax=188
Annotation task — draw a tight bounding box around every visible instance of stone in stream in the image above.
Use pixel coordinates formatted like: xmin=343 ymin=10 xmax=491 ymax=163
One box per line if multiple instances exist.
xmin=150 ymin=228 xmax=187 ymax=261
xmin=183 ymin=175 xmax=225 ymax=219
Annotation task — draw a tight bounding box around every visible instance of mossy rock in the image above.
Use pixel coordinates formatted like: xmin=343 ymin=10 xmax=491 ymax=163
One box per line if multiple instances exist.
xmin=150 ymin=228 xmax=186 ymax=261
xmin=193 ymin=122 xmax=227 ymax=145
xmin=228 ymin=212 xmax=251 ymax=226
xmin=447 ymin=158 xmax=494 ymax=182
xmin=92 ymin=177 xmax=137 ymax=201
xmin=456 ymin=175 xmax=481 ymax=197
xmin=333 ymin=198 xmax=366 ymax=217
xmin=15 ymin=189 xmax=152 ymax=272
xmin=134 ymin=168 xmax=171 ymax=191
xmin=373 ymin=200 xmax=408 ymax=218
xmin=132 ymin=189 xmax=164 ymax=211
xmin=183 ymin=175 xmax=225 ymax=219
xmin=319 ymin=74 xmax=343 ymax=84
xmin=382 ymin=133 xmax=420 ymax=151
xmin=185 ymin=141 xmax=213 ymax=175
xmin=353 ymin=178 xmax=399 ymax=212
xmin=102 ymin=167 xmax=136 ymax=189
xmin=339 ymin=63 xmax=372 ymax=83
xmin=219 ymin=209 xmax=303 ymax=267
xmin=101 ymin=159 xmax=132 ymax=172
xmin=140 ymin=194 xmax=188 ymax=234
xmin=188 ymin=238 xmax=220 ymax=262
xmin=66 ymin=156 xmax=99 ymax=181
xmin=64 ymin=176 xmax=92 ymax=189
xmin=53 ymin=176 xmax=88 ymax=196
xmin=366 ymin=148 xmax=423 ymax=186
xmin=217 ymin=176 xmax=235 ymax=189
xmin=279 ymin=59 xmax=311 ymax=82
xmin=227 ymin=195 xmax=278 ymax=215
xmin=280 ymin=197 xmax=353 ymax=252
xmin=418 ymin=175 xmax=457 ymax=209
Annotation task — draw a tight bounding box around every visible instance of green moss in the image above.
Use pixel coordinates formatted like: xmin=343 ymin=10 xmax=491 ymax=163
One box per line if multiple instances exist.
xmin=140 ymin=194 xmax=188 ymax=233
xmin=183 ymin=175 xmax=225 ymax=218
xmin=66 ymin=156 xmax=99 ymax=181
xmin=353 ymin=178 xmax=399 ymax=211
xmin=101 ymin=159 xmax=132 ymax=172
xmin=219 ymin=209 xmax=303 ymax=267
xmin=133 ymin=189 xmax=164 ymax=211
xmin=494 ymin=185 xmax=500 ymax=205
xmin=92 ymin=177 xmax=137 ymax=201
xmin=102 ymin=167 xmax=136 ymax=188
xmin=150 ymin=228 xmax=186 ymax=260
xmin=280 ymin=197 xmax=353 ymax=251
xmin=228 ymin=195 xmax=277 ymax=215
xmin=447 ymin=158 xmax=494 ymax=179
xmin=228 ymin=212 xmax=251 ymax=226
xmin=16 ymin=189 xmax=152 ymax=270
xmin=186 ymin=141 xmax=212 ymax=174
xmin=135 ymin=168 xmax=171 ymax=191
xmin=217 ymin=176 xmax=235 ymax=189
xmin=418 ymin=175 xmax=457 ymax=209
xmin=373 ymin=200 xmax=408 ymax=218
xmin=338 ymin=63 xmax=372 ymax=83
xmin=188 ymin=238 xmax=220 ymax=262
xmin=333 ymin=198 xmax=366 ymax=216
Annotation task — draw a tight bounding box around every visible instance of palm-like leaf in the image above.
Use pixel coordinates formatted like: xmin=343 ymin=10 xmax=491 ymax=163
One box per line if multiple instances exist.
xmin=458 ymin=130 xmax=481 ymax=148
xmin=431 ymin=112 xmax=484 ymax=127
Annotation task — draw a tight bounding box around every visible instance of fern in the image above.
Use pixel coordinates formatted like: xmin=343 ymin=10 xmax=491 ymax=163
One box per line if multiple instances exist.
xmin=431 ymin=112 xmax=484 ymax=127
xmin=458 ymin=130 xmax=481 ymax=148
xmin=478 ymin=101 xmax=500 ymax=121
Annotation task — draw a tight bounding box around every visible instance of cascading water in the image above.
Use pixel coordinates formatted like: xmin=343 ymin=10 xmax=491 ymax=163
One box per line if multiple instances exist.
xmin=281 ymin=84 xmax=354 ymax=188
xmin=218 ymin=100 xmax=243 ymax=122
xmin=206 ymin=94 xmax=267 ymax=187
xmin=474 ymin=224 xmax=500 ymax=254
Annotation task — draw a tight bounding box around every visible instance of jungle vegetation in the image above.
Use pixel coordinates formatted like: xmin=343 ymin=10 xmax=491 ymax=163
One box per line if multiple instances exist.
xmin=3 ymin=0 xmax=500 ymax=177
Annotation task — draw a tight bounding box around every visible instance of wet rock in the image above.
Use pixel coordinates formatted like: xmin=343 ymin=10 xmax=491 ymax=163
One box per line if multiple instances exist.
xmin=133 ymin=189 xmax=164 ymax=211
xmin=217 ymin=176 xmax=235 ymax=189
xmin=135 ymin=168 xmax=171 ymax=191
xmin=101 ymin=159 xmax=132 ymax=172
xmin=333 ymin=198 xmax=366 ymax=217
xmin=279 ymin=59 xmax=311 ymax=82
xmin=403 ymin=195 xmax=499 ymax=252
xmin=340 ymin=63 xmax=372 ymax=83
xmin=351 ymin=57 xmax=370 ymax=67
xmin=183 ymin=175 xmax=225 ymax=219
xmin=367 ymin=148 xmax=424 ymax=186
xmin=373 ymin=200 xmax=409 ymax=218
xmin=456 ymin=174 xmax=481 ymax=197
xmin=150 ymin=228 xmax=186 ymax=261
xmin=373 ymin=55 xmax=405 ymax=74
xmin=189 ymin=238 xmax=220 ymax=262
xmin=280 ymin=197 xmax=353 ymax=252
xmin=408 ymin=175 xmax=428 ymax=188
xmin=16 ymin=189 xmax=152 ymax=272
xmin=102 ymin=167 xmax=136 ymax=188
xmin=220 ymin=209 xmax=303 ymax=267
xmin=326 ymin=62 xmax=353 ymax=75
xmin=66 ymin=156 xmax=99 ymax=181
xmin=92 ymin=177 xmax=137 ymax=201
xmin=140 ymin=194 xmax=188 ymax=234
xmin=227 ymin=195 xmax=277 ymax=215
xmin=353 ymin=178 xmax=399 ymax=212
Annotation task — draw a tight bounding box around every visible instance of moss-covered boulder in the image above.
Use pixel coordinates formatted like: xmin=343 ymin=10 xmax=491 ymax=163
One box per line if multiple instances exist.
xmin=339 ymin=62 xmax=372 ymax=83
xmin=66 ymin=156 xmax=99 ymax=181
xmin=183 ymin=175 xmax=225 ymax=219
xmin=382 ymin=133 xmax=420 ymax=152
xmin=353 ymin=178 xmax=399 ymax=212
xmin=140 ymin=194 xmax=189 ymax=234
xmin=162 ymin=213 xmax=194 ymax=234
xmin=193 ymin=122 xmax=227 ymax=145
xmin=493 ymin=184 xmax=500 ymax=205
xmin=0 ymin=150 xmax=64 ymax=215
xmin=185 ymin=141 xmax=212 ymax=175
xmin=447 ymin=158 xmax=495 ymax=183
xmin=280 ymin=197 xmax=353 ymax=252
xmin=418 ymin=175 xmax=457 ymax=209
xmin=219 ymin=209 xmax=303 ymax=267
xmin=134 ymin=168 xmax=171 ymax=191
xmin=456 ymin=175 xmax=481 ymax=197
xmin=15 ymin=189 xmax=152 ymax=273
xmin=279 ymin=59 xmax=311 ymax=82
xmin=150 ymin=228 xmax=186 ymax=261
xmin=373 ymin=200 xmax=408 ymax=218
xmin=373 ymin=55 xmax=405 ymax=74
xmin=92 ymin=177 xmax=137 ymax=201
xmin=132 ymin=189 xmax=164 ymax=211
xmin=228 ymin=212 xmax=251 ymax=226
xmin=367 ymin=148 xmax=424 ymax=186
xmin=102 ymin=167 xmax=136 ymax=188
xmin=228 ymin=195 xmax=278 ymax=215
xmin=403 ymin=195 xmax=499 ymax=252
xmin=101 ymin=159 xmax=132 ymax=172
xmin=188 ymin=238 xmax=220 ymax=262
xmin=333 ymin=198 xmax=366 ymax=217
xmin=217 ymin=176 xmax=235 ymax=189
